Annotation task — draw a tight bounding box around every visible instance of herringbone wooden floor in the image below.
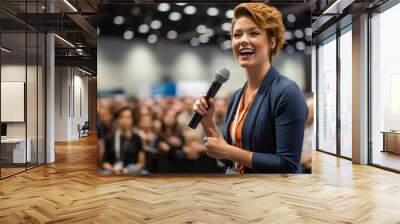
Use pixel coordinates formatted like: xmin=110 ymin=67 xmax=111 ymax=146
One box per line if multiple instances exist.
xmin=1 ymin=136 xmax=400 ymax=224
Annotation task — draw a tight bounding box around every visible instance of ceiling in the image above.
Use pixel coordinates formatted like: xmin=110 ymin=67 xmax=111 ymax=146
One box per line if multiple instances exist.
xmin=0 ymin=0 xmax=392 ymax=75
xmin=98 ymin=3 xmax=311 ymax=52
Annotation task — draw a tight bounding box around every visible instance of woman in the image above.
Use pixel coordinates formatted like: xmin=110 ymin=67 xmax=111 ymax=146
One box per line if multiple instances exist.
xmin=193 ymin=3 xmax=308 ymax=173
xmin=102 ymin=107 xmax=146 ymax=174
xmin=97 ymin=104 xmax=114 ymax=165
xmin=137 ymin=113 xmax=159 ymax=172
xmin=156 ymin=109 xmax=186 ymax=172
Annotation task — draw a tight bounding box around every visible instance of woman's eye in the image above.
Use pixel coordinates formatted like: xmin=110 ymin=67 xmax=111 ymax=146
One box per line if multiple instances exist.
xmin=233 ymin=33 xmax=241 ymax=38
xmin=251 ymin=32 xmax=260 ymax=36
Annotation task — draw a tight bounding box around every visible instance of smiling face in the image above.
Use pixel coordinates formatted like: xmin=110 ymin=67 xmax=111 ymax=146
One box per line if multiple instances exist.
xmin=231 ymin=16 xmax=275 ymax=69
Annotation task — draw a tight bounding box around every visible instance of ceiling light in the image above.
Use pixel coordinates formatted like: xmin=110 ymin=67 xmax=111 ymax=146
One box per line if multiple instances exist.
xmin=220 ymin=40 xmax=232 ymax=50
xmin=199 ymin=34 xmax=209 ymax=43
xmin=294 ymin=29 xmax=304 ymax=39
xmin=167 ymin=30 xmax=178 ymax=39
xmin=63 ymin=0 xmax=78 ymax=12
xmin=207 ymin=7 xmax=219 ymax=16
xmin=221 ymin=22 xmax=231 ymax=32
xmin=285 ymin=31 xmax=293 ymax=40
xmin=158 ymin=3 xmax=170 ymax=12
xmin=123 ymin=30 xmax=134 ymax=40
xmin=1 ymin=47 xmax=11 ymax=53
xmin=78 ymin=67 xmax=92 ymax=76
xmin=147 ymin=34 xmax=158 ymax=44
xmin=205 ymin=28 xmax=214 ymax=37
xmin=184 ymin=5 xmax=196 ymax=15
xmin=169 ymin=12 xmax=181 ymax=21
xmin=54 ymin=34 xmax=75 ymax=48
xmin=287 ymin=14 xmax=296 ymax=23
xmin=138 ymin=24 xmax=149 ymax=33
xmin=176 ymin=3 xmax=187 ymax=6
xmin=190 ymin=37 xmax=200 ymax=47
xmin=305 ymin=27 xmax=312 ymax=36
xmin=322 ymin=0 xmax=354 ymax=15
xmin=295 ymin=41 xmax=306 ymax=51
xmin=150 ymin=20 xmax=162 ymax=29
xmin=225 ymin=10 xmax=234 ymax=19
xmin=196 ymin=25 xmax=207 ymax=34
xmin=113 ymin=16 xmax=125 ymax=25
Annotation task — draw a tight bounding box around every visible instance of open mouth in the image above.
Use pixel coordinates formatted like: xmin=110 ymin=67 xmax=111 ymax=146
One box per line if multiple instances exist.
xmin=239 ymin=48 xmax=255 ymax=57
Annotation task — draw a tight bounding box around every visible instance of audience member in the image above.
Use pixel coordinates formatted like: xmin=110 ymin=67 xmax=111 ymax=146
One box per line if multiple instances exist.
xmin=156 ymin=109 xmax=185 ymax=172
xmin=97 ymin=105 xmax=114 ymax=164
xmin=102 ymin=107 xmax=146 ymax=174
xmin=137 ymin=113 xmax=159 ymax=173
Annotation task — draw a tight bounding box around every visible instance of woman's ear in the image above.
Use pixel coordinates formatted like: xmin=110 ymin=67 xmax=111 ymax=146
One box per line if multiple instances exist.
xmin=270 ymin=36 xmax=276 ymax=50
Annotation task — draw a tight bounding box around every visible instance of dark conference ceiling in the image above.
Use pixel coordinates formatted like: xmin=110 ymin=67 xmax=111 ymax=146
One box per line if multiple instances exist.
xmin=98 ymin=3 xmax=312 ymax=54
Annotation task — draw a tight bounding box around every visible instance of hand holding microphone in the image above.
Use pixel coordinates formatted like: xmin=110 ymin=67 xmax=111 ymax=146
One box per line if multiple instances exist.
xmin=193 ymin=92 xmax=215 ymax=127
xmin=189 ymin=68 xmax=230 ymax=129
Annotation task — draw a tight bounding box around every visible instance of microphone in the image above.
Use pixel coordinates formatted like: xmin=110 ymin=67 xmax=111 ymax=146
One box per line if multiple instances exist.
xmin=188 ymin=68 xmax=230 ymax=129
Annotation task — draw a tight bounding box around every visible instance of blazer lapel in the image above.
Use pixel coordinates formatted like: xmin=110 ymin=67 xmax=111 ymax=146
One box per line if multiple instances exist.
xmin=224 ymin=84 xmax=246 ymax=144
xmin=241 ymin=66 xmax=278 ymax=150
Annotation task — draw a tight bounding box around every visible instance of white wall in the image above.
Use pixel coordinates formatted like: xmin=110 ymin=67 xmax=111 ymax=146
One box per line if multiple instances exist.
xmin=1 ymin=65 xmax=29 ymax=137
xmin=98 ymin=37 xmax=307 ymax=99
xmin=55 ymin=67 xmax=89 ymax=141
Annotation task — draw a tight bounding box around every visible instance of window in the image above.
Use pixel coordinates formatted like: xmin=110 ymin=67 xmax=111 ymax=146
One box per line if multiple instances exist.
xmin=317 ymin=35 xmax=337 ymax=154
xmin=370 ymin=2 xmax=400 ymax=171
xmin=0 ymin=1 xmax=46 ymax=179
xmin=339 ymin=27 xmax=352 ymax=158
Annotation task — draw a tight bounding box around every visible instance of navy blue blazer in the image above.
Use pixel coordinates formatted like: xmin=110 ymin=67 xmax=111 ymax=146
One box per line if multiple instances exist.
xmin=223 ymin=66 xmax=308 ymax=173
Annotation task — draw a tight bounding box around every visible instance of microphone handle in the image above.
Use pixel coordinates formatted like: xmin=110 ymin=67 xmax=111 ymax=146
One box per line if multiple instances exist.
xmin=188 ymin=81 xmax=222 ymax=129
xmin=204 ymin=81 xmax=222 ymax=101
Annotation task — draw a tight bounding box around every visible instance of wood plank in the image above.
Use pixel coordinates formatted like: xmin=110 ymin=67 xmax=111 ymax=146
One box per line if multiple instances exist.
xmin=0 ymin=135 xmax=399 ymax=223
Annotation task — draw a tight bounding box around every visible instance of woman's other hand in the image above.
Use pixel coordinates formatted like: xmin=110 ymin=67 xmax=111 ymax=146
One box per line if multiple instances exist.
xmin=204 ymin=128 xmax=231 ymax=160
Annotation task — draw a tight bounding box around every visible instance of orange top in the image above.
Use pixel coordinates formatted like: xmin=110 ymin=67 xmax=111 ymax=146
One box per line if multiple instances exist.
xmin=229 ymin=87 xmax=258 ymax=174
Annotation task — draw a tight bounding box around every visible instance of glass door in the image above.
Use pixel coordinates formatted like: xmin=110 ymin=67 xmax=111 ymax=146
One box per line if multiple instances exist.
xmin=370 ymin=2 xmax=400 ymax=171
xmin=1 ymin=31 xmax=28 ymax=178
xmin=317 ymin=35 xmax=337 ymax=154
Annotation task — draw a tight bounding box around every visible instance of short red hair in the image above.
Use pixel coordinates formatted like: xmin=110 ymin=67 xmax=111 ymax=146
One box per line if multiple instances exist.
xmin=231 ymin=3 xmax=286 ymax=61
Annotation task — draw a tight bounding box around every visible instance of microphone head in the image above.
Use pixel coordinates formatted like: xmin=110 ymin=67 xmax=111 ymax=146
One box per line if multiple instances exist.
xmin=215 ymin=68 xmax=230 ymax=84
